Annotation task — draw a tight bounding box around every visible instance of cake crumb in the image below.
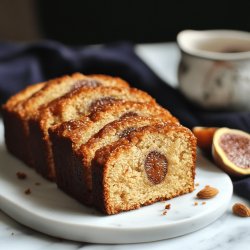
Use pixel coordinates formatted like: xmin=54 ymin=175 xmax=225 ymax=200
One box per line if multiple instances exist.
xmin=24 ymin=188 xmax=31 ymax=195
xmin=162 ymin=210 xmax=167 ymax=215
xmin=202 ymin=202 xmax=206 ymax=205
xmin=194 ymin=202 xmax=198 ymax=206
xmin=165 ymin=204 xmax=171 ymax=210
xmin=35 ymin=182 xmax=41 ymax=186
xmin=195 ymin=183 xmax=199 ymax=187
xmin=16 ymin=172 xmax=27 ymax=180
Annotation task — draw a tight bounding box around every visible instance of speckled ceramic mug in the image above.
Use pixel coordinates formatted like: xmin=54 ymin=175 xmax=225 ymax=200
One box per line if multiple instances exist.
xmin=177 ymin=30 xmax=250 ymax=110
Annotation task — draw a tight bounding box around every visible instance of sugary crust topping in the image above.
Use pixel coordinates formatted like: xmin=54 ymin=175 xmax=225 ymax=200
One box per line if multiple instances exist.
xmin=95 ymin=123 xmax=196 ymax=170
xmin=89 ymin=97 xmax=120 ymax=113
xmin=89 ymin=101 xmax=176 ymax=122
xmin=49 ymin=86 xmax=155 ymax=115
xmin=119 ymin=111 xmax=138 ymax=119
xmin=88 ymin=74 xmax=130 ymax=88
xmin=70 ymin=78 xmax=102 ymax=90
xmin=2 ymin=82 xmax=45 ymax=111
xmin=53 ymin=101 xmax=177 ymax=140
xmin=80 ymin=116 xmax=173 ymax=171
xmin=6 ymin=73 xmax=130 ymax=117
xmin=82 ymin=116 xmax=173 ymax=152
xmin=17 ymin=74 xmax=73 ymax=115
xmin=49 ymin=117 xmax=91 ymax=136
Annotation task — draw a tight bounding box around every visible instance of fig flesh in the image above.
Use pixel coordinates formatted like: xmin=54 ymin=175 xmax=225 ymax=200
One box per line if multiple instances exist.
xmin=212 ymin=127 xmax=250 ymax=176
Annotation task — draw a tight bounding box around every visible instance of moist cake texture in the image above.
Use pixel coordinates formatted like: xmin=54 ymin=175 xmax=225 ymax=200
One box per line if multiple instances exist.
xmin=92 ymin=123 xmax=196 ymax=214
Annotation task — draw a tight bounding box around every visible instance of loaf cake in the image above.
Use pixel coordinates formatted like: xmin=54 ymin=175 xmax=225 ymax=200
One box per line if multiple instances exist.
xmin=73 ymin=116 xmax=176 ymax=205
xmin=2 ymin=73 xmax=129 ymax=166
xmin=2 ymin=73 xmax=197 ymax=215
xmin=2 ymin=81 xmax=45 ymax=163
xmin=50 ymin=101 xmax=177 ymax=204
xmin=30 ymin=86 xmax=157 ymax=180
xmin=92 ymin=123 xmax=196 ymax=214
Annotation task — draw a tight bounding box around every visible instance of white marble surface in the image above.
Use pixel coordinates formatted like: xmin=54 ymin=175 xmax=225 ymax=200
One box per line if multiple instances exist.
xmin=0 ymin=43 xmax=250 ymax=249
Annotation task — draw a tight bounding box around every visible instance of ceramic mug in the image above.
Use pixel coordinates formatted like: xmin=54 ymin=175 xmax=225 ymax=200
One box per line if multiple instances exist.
xmin=177 ymin=30 xmax=250 ymax=110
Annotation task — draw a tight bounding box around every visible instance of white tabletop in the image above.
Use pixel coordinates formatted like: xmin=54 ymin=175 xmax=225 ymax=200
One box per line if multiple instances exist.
xmin=0 ymin=43 xmax=249 ymax=250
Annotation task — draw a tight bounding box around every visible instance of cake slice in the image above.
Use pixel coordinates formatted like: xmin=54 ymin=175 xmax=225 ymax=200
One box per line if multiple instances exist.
xmin=50 ymin=101 xmax=178 ymax=204
xmin=2 ymin=73 xmax=129 ymax=165
xmin=92 ymin=123 xmax=196 ymax=214
xmin=31 ymin=87 xmax=156 ymax=180
xmin=72 ymin=116 xmax=176 ymax=205
xmin=1 ymin=82 xmax=45 ymax=162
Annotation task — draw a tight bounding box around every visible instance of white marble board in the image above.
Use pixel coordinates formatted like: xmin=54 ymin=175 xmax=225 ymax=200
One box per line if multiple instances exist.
xmin=0 ymin=120 xmax=233 ymax=244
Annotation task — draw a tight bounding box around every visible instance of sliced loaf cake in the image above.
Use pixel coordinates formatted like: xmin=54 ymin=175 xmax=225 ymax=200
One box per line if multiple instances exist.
xmin=31 ymin=87 xmax=156 ymax=180
xmin=2 ymin=73 xmax=129 ymax=166
xmin=72 ymin=116 xmax=176 ymax=205
xmin=2 ymin=82 xmax=45 ymax=163
xmin=92 ymin=123 xmax=196 ymax=214
xmin=50 ymin=101 xmax=178 ymax=204
xmin=0 ymin=73 xmax=129 ymax=166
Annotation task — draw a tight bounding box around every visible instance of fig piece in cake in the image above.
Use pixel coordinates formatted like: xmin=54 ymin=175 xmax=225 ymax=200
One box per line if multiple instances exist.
xmin=192 ymin=126 xmax=217 ymax=151
xmin=212 ymin=127 xmax=250 ymax=176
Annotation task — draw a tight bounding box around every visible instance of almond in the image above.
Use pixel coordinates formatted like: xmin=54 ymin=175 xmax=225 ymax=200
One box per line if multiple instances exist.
xmin=232 ymin=203 xmax=250 ymax=217
xmin=196 ymin=186 xmax=219 ymax=199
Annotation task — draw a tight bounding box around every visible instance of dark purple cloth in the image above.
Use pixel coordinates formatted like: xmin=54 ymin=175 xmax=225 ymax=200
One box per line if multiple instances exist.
xmin=0 ymin=40 xmax=249 ymax=200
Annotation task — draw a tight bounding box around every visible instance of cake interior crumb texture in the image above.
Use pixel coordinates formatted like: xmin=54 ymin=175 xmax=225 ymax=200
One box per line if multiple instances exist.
xmin=95 ymin=126 xmax=196 ymax=214
xmin=81 ymin=116 xmax=171 ymax=191
xmin=35 ymin=87 xmax=156 ymax=180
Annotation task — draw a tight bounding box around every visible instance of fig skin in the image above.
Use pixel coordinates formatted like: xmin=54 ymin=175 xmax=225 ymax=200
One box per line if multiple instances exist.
xmin=192 ymin=127 xmax=217 ymax=151
xmin=212 ymin=127 xmax=250 ymax=176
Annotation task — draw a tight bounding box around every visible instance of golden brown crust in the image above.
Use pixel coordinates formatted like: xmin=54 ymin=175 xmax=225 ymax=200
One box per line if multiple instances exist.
xmin=51 ymin=101 xmax=177 ymax=205
xmin=92 ymin=123 xmax=196 ymax=214
xmin=53 ymin=101 xmax=177 ymax=138
xmin=2 ymin=73 xmax=131 ymax=174
xmin=34 ymin=86 xmax=158 ymax=179
xmin=88 ymin=74 xmax=130 ymax=88
xmin=3 ymin=72 xmax=195 ymax=216
xmin=41 ymin=86 xmax=155 ymax=122
xmin=50 ymin=101 xmax=177 ymax=183
xmin=2 ymin=82 xmax=45 ymax=111
xmin=18 ymin=73 xmax=129 ymax=117
xmin=53 ymin=101 xmax=177 ymax=143
xmin=80 ymin=116 xmax=173 ymax=190
xmin=1 ymin=82 xmax=46 ymax=164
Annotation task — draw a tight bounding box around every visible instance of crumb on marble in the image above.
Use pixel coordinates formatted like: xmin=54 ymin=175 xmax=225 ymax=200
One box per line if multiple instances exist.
xmin=165 ymin=204 xmax=171 ymax=210
xmin=24 ymin=188 xmax=31 ymax=195
xmin=162 ymin=210 xmax=167 ymax=215
xmin=202 ymin=202 xmax=206 ymax=205
xmin=16 ymin=172 xmax=27 ymax=180
xmin=195 ymin=183 xmax=199 ymax=187
xmin=194 ymin=202 xmax=198 ymax=206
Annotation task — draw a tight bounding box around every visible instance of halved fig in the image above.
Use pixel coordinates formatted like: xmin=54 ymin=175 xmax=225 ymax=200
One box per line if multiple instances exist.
xmin=193 ymin=126 xmax=217 ymax=151
xmin=212 ymin=127 xmax=250 ymax=176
